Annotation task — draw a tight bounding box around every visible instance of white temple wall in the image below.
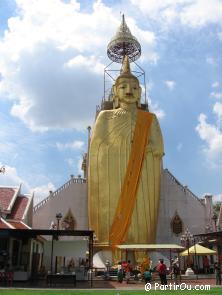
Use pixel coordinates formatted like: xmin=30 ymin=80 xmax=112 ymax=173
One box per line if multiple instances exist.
xmin=43 ymin=240 xmax=88 ymax=274
xmin=156 ymin=169 xmax=208 ymax=244
xmin=33 ymin=179 xmax=88 ymax=230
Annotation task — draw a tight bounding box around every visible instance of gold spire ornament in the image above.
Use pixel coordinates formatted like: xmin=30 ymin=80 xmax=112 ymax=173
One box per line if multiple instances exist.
xmin=107 ymin=14 xmax=141 ymax=63
xmin=118 ymin=55 xmax=137 ymax=80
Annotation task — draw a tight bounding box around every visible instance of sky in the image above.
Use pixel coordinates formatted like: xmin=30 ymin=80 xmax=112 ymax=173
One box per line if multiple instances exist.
xmin=0 ymin=0 xmax=222 ymax=205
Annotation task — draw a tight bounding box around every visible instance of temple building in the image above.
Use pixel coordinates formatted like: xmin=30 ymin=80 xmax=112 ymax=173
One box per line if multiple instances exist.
xmin=0 ymin=185 xmax=45 ymax=280
xmin=32 ymin=16 xmax=218 ymax=265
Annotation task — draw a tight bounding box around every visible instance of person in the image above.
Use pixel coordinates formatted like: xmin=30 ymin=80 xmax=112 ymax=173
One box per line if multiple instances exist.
xmin=156 ymin=259 xmax=167 ymax=285
xmin=214 ymin=262 xmax=221 ymax=285
xmin=140 ymin=257 xmax=150 ymax=275
xmin=105 ymin=259 xmax=111 ymax=272
xmin=88 ymin=55 xmax=164 ymax=257
xmin=125 ymin=260 xmax=133 ymax=283
xmin=67 ymin=258 xmax=75 ymax=272
xmin=103 ymin=259 xmax=111 ymax=280
xmin=171 ymin=259 xmax=180 ymax=284
xmin=117 ymin=262 xmax=124 ymax=283
xmin=144 ymin=268 xmax=152 ymax=283
xmin=84 ymin=258 xmax=89 ymax=276
xmin=203 ymin=256 xmax=210 ymax=274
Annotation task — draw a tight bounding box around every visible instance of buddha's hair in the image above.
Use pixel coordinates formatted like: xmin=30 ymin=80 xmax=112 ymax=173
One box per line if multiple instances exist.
xmin=115 ymin=74 xmax=139 ymax=86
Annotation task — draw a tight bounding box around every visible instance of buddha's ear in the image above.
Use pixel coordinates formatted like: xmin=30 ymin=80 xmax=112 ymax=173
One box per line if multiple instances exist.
xmin=138 ymin=86 xmax=142 ymax=98
xmin=137 ymin=86 xmax=142 ymax=107
xmin=112 ymin=84 xmax=117 ymax=97
xmin=112 ymin=84 xmax=119 ymax=108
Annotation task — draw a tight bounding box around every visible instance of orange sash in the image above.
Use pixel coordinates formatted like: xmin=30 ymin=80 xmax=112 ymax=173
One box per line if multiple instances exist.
xmin=109 ymin=110 xmax=153 ymax=247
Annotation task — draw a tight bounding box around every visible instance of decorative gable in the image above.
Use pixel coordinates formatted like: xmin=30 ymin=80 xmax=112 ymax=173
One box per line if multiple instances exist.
xmin=62 ymin=208 xmax=76 ymax=230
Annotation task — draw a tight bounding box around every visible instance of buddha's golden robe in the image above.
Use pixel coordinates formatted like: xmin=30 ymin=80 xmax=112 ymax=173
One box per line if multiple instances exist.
xmin=88 ymin=105 xmax=164 ymax=247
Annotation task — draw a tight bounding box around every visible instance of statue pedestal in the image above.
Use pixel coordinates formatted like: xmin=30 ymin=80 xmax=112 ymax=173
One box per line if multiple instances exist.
xmin=185 ymin=268 xmax=194 ymax=276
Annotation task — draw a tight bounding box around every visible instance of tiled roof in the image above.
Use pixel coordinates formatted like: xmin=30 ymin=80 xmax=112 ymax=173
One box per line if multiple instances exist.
xmin=8 ymin=221 xmax=31 ymax=229
xmin=0 ymin=187 xmax=17 ymax=211
xmin=7 ymin=195 xmax=29 ymax=220
xmin=0 ymin=218 xmax=14 ymax=229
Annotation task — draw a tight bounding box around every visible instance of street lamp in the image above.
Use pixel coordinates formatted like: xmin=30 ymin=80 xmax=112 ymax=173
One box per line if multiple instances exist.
xmin=212 ymin=213 xmax=218 ymax=232
xmin=56 ymin=212 xmax=62 ymax=230
xmin=181 ymin=228 xmax=194 ymax=274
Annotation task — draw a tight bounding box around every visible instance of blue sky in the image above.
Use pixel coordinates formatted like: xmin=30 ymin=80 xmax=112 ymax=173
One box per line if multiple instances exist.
xmin=0 ymin=0 xmax=222 ymax=204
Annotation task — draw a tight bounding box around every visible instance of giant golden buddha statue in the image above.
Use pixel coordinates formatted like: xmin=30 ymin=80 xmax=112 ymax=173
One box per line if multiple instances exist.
xmin=88 ymin=55 xmax=164 ymax=251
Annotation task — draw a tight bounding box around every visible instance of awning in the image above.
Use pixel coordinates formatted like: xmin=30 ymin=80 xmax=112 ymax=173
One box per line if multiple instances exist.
xmin=180 ymin=244 xmax=217 ymax=256
xmin=117 ymin=244 xmax=184 ymax=250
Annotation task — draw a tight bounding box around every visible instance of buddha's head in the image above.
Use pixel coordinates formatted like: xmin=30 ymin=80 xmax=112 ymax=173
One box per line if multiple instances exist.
xmin=113 ymin=56 xmax=141 ymax=107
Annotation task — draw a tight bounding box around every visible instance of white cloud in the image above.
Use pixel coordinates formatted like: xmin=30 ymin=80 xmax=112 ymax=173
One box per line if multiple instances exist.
xmin=212 ymin=82 xmax=219 ymax=88
xmin=196 ymin=113 xmax=222 ymax=166
xmin=0 ymin=163 xmax=30 ymax=191
xmin=56 ymin=140 xmax=84 ymax=150
xmin=65 ymin=156 xmax=83 ymax=177
xmin=213 ymin=102 xmax=222 ymax=122
xmin=77 ymin=156 xmax=83 ymax=176
xmin=213 ymin=194 xmax=222 ymax=202
xmin=164 ymin=80 xmax=176 ymax=90
xmin=210 ymin=92 xmax=222 ymax=99
xmin=0 ymin=162 xmax=57 ymax=205
xmin=148 ymin=97 xmax=165 ymax=119
xmin=32 ymin=182 xmax=56 ymax=205
xmin=0 ymin=0 xmax=157 ymax=132
xmin=131 ymin=0 xmax=222 ymax=28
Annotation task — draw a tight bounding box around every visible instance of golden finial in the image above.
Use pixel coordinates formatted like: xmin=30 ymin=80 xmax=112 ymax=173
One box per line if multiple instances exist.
xmin=120 ymin=55 xmax=131 ymax=75
xmin=115 ymin=55 xmax=139 ymax=86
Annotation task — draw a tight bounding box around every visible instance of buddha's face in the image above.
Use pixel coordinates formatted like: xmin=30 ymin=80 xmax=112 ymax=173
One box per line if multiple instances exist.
xmin=115 ymin=77 xmax=141 ymax=104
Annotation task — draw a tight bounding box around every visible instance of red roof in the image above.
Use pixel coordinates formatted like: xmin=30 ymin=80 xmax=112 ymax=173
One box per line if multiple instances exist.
xmin=0 ymin=187 xmax=17 ymax=211
xmin=0 ymin=218 xmax=13 ymax=229
xmin=9 ymin=221 xmax=30 ymax=229
xmin=7 ymin=195 xmax=29 ymax=220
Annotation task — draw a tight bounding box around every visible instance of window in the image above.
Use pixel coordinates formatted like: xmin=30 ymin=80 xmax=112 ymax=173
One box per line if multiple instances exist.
xmin=171 ymin=212 xmax=183 ymax=235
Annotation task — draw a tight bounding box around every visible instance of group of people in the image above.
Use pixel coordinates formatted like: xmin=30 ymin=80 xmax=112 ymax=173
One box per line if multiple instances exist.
xmin=108 ymin=256 xmax=222 ymax=285
xmin=114 ymin=257 xmax=180 ymax=285
xmin=117 ymin=260 xmax=134 ymax=283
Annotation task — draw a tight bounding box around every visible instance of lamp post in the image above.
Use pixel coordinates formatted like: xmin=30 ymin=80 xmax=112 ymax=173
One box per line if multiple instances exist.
xmin=56 ymin=212 xmax=62 ymax=230
xmin=54 ymin=213 xmax=62 ymax=274
xmin=181 ymin=228 xmax=194 ymax=275
xmin=212 ymin=213 xmax=218 ymax=232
